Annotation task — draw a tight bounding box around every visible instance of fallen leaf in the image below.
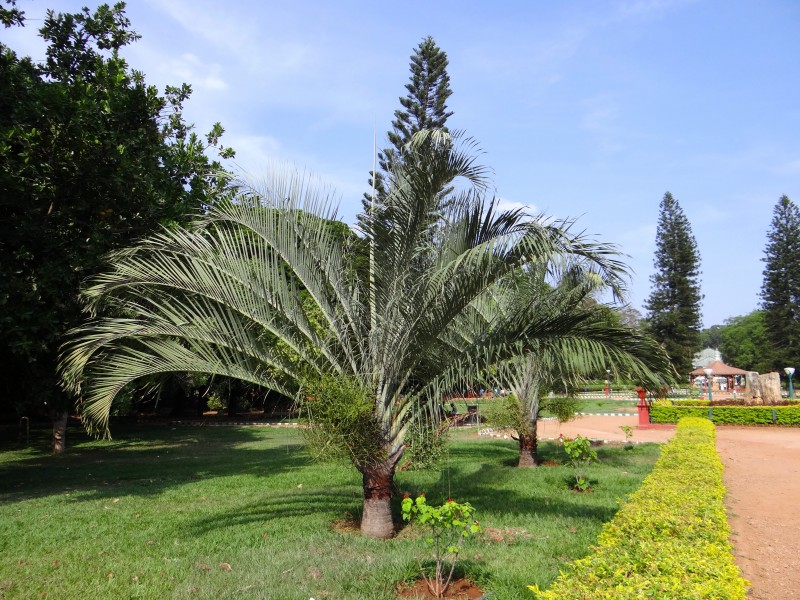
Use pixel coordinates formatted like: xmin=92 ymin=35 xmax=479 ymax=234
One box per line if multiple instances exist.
xmin=296 ymin=484 xmax=303 ymax=488
xmin=131 ymin=575 xmax=139 ymax=583
xmin=197 ymin=563 xmax=212 ymax=571
xmin=112 ymin=498 xmax=120 ymax=504
xmin=219 ymin=562 xmax=232 ymax=572
xmin=107 ymin=572 xmax=114 ymax=579
xmin=262 ymin=532 xmax=269 ymax=539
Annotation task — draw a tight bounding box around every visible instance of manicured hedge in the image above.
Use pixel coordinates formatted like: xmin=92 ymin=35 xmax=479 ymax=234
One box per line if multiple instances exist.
xmin=651 ymin=404 xmax=800 ymax=425
xmin=670 ymin=398 xmax=710 ymax=406
xmin=531 ymin=418 xmax=748 ymax=599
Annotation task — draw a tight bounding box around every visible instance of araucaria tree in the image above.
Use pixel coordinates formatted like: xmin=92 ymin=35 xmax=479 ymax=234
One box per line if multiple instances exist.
xmin=60 ymin=130 xmax=670 ymax=539
xmin=644 ymin=192 xmax=703 ymax=375
xmin=363 ymin=36 xmax=453 ymax=212
xmin=760 ymin=195 xmax=800 ymax=370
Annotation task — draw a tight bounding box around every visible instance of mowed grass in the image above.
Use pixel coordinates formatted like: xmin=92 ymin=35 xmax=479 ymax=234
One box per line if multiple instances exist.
xmin=0 ymin=424 xmax=659 ymax=599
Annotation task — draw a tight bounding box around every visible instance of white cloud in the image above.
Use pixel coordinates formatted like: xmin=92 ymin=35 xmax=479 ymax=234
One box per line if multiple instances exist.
xmin=160 ymin=53 xmax=229 ymax=91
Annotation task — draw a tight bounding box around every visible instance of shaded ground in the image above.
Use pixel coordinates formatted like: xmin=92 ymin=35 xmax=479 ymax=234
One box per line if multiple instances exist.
xmin=549 ymin=415 xmax=800 ymax=600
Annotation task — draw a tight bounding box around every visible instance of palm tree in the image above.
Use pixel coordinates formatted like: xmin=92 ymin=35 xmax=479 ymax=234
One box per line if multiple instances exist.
xmin=487 ymin=265 xmax=673 ymax=467
xmin=60 ymin=130 xmax=662 ymax=538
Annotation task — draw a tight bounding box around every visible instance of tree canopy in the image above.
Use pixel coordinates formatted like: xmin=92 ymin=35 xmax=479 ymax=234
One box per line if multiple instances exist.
xmin=644 ymin=192 xmax=703 ymax=375
xmin=0 ymin=2 xmax=233 ymax=429
xmin=760 ymin=195 xmax=800 ymax=371
xmin=362 ymin=36 xmax=453 ymax=219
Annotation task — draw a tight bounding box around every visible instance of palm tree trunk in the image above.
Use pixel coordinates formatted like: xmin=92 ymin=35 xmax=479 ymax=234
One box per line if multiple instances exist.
xmin=517 ymin=421 xmax=538 ymax=467
xmin=52 ymin=411 xmax=68 ymax=454
xmin=359 ymin=456 xmax=399 ymax=539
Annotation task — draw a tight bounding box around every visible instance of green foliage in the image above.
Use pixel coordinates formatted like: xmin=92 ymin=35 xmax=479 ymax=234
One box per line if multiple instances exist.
xmin=401 ymin=494 xmax=480 ymax=598
xmin=619 ymin=424 xmax=633 ymax=448
xmin=644 ymin=192 xmax=703 ymax=374
xmin=532 ymin=418 xmax=748 ymax=599
xmin=485 ymin=394 xmax=529 ymax=434
xmin=761 ymin=195 xmax=800 ymax=371
xmin=719 ymin=311 xmax=771 ymax=373
xmin=561 ymin=435 xmax=598 ymax=490
xmin=0 ymin=2 xmax=232 ymax=419
xmin=363 ymin=36 xmax=453 ymax=212
xmin=300 ymin=374 xmax=385 ymax=467
xmin=401 ymin=418 xmax=450 ymax=471
xmin=650 ymin=404 xmax=800 ymax=425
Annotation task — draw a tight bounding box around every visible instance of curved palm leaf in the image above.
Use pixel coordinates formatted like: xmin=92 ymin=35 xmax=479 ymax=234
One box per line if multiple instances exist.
xmin=60 ymin=129 xmax=659 ymax=537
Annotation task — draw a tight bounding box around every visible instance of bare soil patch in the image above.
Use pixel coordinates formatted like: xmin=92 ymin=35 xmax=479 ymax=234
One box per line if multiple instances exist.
xmin=716 ymin=427 xmax=800 ymax=599
xmin=396 ymin=577 xmax=483 ymax=599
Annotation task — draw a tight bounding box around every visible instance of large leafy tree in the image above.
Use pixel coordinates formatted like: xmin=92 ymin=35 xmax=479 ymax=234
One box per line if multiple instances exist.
xmin=362 ymin=36 xmax=453 ymax=216
xmin=715 ymin=311 xmax=772 ymax=373
xmin=760 ymin=195 xmax=800 ymax=371
xmin=644 ymin=192 xmax=703 ymax=375
xmin=60 ymin=130 xmax=670 ymax=539
xmin=0 ymin=2 xmax=232 ymax=450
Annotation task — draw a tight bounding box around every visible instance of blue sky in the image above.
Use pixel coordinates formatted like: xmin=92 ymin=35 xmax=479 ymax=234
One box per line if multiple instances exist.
xmin=7 ymin=0 xmax=800 ymax=327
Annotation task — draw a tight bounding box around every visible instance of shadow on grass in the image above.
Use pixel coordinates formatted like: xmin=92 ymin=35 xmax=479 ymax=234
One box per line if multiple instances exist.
xmin=0 ymin=423 xmax=310 ymax=504
xmin=189 ymin=488 xmax=360 ymax=534
xmin=388 ymin=437 xmax=658 ymax=527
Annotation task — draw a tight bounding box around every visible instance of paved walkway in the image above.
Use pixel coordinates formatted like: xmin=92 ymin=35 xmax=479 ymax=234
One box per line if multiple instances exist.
xmin=540 ymin=415 xmax=800 ymax=599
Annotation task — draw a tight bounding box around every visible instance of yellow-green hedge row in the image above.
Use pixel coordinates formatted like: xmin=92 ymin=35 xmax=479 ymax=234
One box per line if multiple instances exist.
xmin=651 ymin=404 xmax=800 ymax=425
xmin=531 ymin=418 xmax=748 ymax=599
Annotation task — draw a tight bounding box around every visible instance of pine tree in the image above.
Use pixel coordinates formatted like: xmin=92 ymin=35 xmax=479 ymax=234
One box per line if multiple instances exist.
xmin=760 ymin=195 xmax=800 ymax=370
xmin=361 ymin=36 xmax=453 ymax=218
xmin=644 ymin=192 xmax=703 ymax=375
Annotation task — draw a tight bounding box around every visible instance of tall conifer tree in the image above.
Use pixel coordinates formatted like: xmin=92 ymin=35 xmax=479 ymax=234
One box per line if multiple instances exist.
xmin=760 ymin=195 xmax=800 ymax=370
xmin=644 ymin=192 xmax=703 ymax=375
xmin=361 ymin=36 xmax=453 ymax=217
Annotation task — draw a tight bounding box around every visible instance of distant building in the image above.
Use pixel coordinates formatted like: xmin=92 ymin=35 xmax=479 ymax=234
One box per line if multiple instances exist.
xmin=693 ymin=347 xmax=721 ymax=369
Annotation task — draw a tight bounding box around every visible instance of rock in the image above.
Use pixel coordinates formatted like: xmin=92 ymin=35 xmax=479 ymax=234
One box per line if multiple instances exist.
xmin=747 ymin=371 xmax=782 ymax=405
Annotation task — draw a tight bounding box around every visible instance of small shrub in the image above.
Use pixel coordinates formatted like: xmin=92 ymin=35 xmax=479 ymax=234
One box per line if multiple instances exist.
xmin=561 ymin=435 xmax=598 ymax=491
xmin=619 ymin=425 xmax=633 ymax=449
xmin=401 ymin=495 xmax=480 ymax=598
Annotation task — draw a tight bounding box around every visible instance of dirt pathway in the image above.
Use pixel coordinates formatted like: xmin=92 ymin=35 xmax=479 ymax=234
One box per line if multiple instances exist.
xmin=538 ymin=416 xmax=800 ymax=599
xmin=716 ymin=427 xmax=800 ymax=599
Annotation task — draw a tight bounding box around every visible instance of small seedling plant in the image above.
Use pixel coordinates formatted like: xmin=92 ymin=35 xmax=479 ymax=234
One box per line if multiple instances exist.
xmin=401 ymin=494 xmax=480 ymax=598
xmin=561 ymin=435 xmax=598 ymax=491
xmin=619 ymin=425 xmax=634 ymax=449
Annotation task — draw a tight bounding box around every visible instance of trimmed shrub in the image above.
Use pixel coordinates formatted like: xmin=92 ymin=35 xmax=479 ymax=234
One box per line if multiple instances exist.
xmin=671 ymin=398 xmax=711 ymax=406
xmin=651 ymin=404 xmax=800 ymax=425
xmin=530 ymin=418 xmax=748 ymax=599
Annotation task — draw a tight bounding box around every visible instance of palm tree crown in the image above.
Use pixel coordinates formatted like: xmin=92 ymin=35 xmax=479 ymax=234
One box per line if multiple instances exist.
xmin=60 ymin=130 xmax=670 ymax=538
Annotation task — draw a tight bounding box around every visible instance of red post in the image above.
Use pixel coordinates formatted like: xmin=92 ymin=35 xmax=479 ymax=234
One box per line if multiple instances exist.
xmin=636 ymin=387 xmax=650 ymax=428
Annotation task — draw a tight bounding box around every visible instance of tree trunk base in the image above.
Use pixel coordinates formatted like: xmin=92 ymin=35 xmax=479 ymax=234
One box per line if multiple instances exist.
xmin=517 ymin=432 xmax=538 ymax=468
xmin=52 ymin=411 xmax=68 ymax=454
xmin=361 ymin=496 xmax=395 ymax=539
xmin=360 ymin=456 xmax=399 ymax=539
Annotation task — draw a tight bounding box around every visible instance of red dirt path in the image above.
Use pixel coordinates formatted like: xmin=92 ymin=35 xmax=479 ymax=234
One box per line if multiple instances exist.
xmin=537 ymin=415 xmax=800 ymax=599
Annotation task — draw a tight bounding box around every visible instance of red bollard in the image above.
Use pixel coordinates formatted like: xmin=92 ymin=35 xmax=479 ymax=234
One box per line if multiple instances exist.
xmin=636 ymin=387 xmax=650 ymax=428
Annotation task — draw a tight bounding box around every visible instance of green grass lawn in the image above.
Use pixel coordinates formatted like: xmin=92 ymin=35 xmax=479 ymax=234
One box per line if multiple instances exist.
xmin=0 ymin=424 xmax=659 ymax=599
